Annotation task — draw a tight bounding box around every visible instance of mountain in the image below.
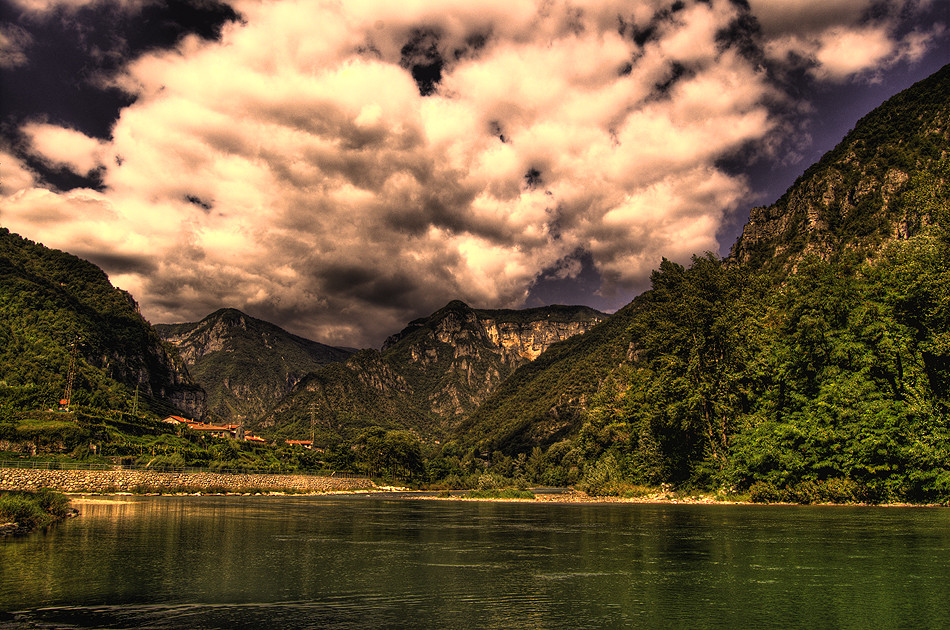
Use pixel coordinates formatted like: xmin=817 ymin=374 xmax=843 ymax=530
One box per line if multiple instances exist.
xmin=155 ymin=308 xmax=355 ymax=424
xmin=730 ymin=64 xmax=950 ymax=271
xmin=0 ymin=228 xmax=205 ymax=419
xmin=453 ymin=66 xmax=950 ymax=502
xmin=257 ymin=300 xmax=606 ymax=442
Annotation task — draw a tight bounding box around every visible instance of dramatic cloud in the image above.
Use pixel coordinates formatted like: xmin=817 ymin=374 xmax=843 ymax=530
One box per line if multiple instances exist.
xmin=750 ymin=0 xmax=942 ymax=81
xmin=0 ymin=149 xmax=36 ymax=194
xmin=22 ymin=122 xmax=109 ymax=174
xmin=0 ymin=0 xmax=946 ymax=346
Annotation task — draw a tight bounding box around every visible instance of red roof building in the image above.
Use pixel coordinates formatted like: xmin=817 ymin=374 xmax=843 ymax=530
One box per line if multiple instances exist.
xmin=285 ymin=440 xmax=313 ymax=449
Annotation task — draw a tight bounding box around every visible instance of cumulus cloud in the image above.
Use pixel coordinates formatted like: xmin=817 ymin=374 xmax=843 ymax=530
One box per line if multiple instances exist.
xmin=22 ymin=122 xmax=110 ymax=175
xmin=0 ymin=0 xmax=945 ymax=346
xmin=751 ymin=0 xmax=942 ymax=82
xmin=0 ymin=149 xmax=37 ymax=193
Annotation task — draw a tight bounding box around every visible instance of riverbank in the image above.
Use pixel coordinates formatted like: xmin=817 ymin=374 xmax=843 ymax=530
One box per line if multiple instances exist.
xmin=0 ymin=489 xmax=77 ymax=537
xmin=413 ymin=489 xmax=738 ymax=504
xmin=0 ymin=466 xmax=375 ymax=495
xmin=408 ymin=489 xmax=947 ymax=507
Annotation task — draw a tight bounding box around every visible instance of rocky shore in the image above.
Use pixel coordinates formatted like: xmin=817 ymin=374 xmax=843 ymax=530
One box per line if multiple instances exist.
xmin=0 ymin=467 xmax=374 ymax=495
xmin=413 ymin=489 xmax=946 ymax=507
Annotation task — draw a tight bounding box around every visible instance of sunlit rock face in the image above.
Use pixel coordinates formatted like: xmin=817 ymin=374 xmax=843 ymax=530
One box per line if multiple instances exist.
xmin=261 ymin=300 xmax=606 ymax=440
xmin=386 ymin=300 xmax=606 ymax=420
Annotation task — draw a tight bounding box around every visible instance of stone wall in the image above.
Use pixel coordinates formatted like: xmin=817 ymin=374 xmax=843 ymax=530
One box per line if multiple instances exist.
xmin=0 ymin=467 xmax=374 ymax=494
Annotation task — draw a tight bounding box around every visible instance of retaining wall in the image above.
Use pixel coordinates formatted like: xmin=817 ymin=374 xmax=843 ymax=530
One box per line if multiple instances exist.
xmin=0 ymin=467 xmax=374 ymax=494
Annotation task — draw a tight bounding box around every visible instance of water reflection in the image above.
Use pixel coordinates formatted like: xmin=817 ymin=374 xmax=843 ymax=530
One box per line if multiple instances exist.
xmin=1 ymin=496 xmax=948 ymax=629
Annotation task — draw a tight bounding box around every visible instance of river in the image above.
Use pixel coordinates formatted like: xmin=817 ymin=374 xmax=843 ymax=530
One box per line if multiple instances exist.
xmin=1 ymin=495 xmax=948 ymax=629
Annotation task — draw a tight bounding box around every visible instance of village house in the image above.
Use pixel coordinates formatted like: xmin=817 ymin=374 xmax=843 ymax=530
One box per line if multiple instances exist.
xmin=162 ymin=416 xmax=268 ymax=443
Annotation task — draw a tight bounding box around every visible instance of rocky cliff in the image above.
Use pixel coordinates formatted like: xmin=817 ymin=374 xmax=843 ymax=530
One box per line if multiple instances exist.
xmin=730 ymin=64 xmax=949 ymax=271
xmin=395 ymin=301 xmax=606 ymax=417
xmin=156 ymin=308 xmax=355 ymax=424
xmin=259 ymin=301 xmax=606 ymax=441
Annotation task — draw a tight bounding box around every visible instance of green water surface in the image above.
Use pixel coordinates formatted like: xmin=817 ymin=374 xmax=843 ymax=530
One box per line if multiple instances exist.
xmin=1 ymin=495 xmax=947 ymax=629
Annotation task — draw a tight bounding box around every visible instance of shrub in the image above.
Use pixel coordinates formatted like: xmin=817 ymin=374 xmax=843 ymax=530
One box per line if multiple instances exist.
xmin=748 ymin=481 xmax=784 ymax=503
xmin=0 ymin=489 xmax=70 ymax=528
xmin=34 ymin=488 xmax=69 ymax=518
xmin=0 ymin=494 xmax=45 ymax=526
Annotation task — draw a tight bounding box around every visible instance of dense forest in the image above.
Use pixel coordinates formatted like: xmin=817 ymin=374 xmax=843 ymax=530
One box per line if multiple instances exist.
xmin=455 ymin=233 xmax=949 ymax=503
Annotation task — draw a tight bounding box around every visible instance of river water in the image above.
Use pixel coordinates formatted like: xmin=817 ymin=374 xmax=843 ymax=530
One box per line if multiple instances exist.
xmin=1 ymin=495 xmax=948 ymax=629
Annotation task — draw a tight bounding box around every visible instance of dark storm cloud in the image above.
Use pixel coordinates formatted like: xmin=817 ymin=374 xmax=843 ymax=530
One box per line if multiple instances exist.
xmin=400 ymin=27 xmax=444 ymax=96
xmin=80 ymin=250 xmax=156 ymax=275
xmin=318 ymin=264 xmax=418 ymax=309
xmin=715 ymin=6 xmax=763 ymax=61
xmin=2 ymin=1 xmax=239 ymax=123
xmin=2 ymin=0 xmax=947 ymax=348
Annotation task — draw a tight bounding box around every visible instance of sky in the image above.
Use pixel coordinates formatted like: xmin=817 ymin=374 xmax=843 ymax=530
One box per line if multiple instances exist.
xmin=1 ymin=0 xmax=947 ymax=349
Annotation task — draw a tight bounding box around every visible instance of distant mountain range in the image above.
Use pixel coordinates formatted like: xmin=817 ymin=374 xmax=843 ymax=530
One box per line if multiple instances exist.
xmin=256 ymin=300 xmax=606 ymax=442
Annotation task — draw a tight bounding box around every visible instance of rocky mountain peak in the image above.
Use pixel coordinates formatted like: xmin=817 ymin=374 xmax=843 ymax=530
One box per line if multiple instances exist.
xmin=260 ymin=301 xmax=606 ymax=441
xmin=156 ymin=309 xmax=354 ymax=423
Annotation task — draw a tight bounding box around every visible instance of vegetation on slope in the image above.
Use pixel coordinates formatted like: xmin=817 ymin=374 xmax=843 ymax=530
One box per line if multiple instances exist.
xmin=731 ymin=64 xmax=950 ymax=270
xmin=0 ymin=228 xmax=202 ymax=420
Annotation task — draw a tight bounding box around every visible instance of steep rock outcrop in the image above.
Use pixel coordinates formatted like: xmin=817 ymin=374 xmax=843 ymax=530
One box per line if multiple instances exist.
xmin=156 ymin=309 xmax=354 ymax=423
xmin=730 ymin=64 xmax=950 ymax=271
xmin=259 ymin=301 xmax=605 ymax=441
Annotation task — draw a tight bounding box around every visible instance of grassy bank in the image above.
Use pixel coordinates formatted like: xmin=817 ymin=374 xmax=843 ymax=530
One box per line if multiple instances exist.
xmin=0 ymin=489 xmax=72 ymax=535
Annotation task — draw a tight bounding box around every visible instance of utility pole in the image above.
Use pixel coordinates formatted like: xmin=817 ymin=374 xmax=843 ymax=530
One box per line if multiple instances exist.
xmin=310 ymin=401 xmax=316 ymax=445
xmin=60 ymin=336 xmax=80 ymax=415
xmin=132 ymin=375 xmax=141 ymax=417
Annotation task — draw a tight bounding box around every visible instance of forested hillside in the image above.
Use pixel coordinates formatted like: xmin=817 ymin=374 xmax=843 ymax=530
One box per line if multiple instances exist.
xmin=454 ymin=64 xmax=950 ymax=503
xmin=0 ymin=228 xmax=204 ymax=420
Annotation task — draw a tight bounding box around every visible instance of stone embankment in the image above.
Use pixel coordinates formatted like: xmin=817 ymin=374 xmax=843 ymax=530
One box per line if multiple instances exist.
xmin=0 ymin=467 xmax=374 ymax=494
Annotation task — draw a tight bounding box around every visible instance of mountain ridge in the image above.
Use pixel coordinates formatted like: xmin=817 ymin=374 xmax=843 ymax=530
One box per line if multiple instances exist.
xmin=257 ymin=300 xmax=607 ymax=441
xmin=155 ymin=308 xmax=356 ymax=424
xmin=729 ymin=63 xmax=950 ymax=271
